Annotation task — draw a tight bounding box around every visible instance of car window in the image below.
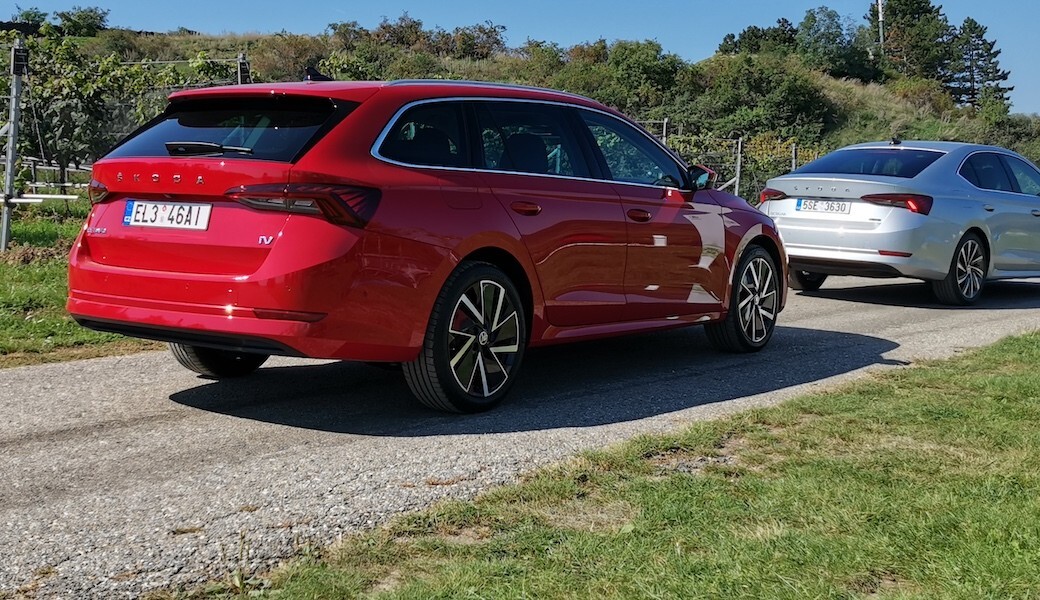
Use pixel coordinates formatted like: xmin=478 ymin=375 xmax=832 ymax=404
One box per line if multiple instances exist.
xmin=379 ymin=102 xmax=465 ymax=168
xmin=106 ymin=96 xmax=345 ymax=162
xmin=796 ymin=148 xmax=943 ymax=178
xmin=963 ymin=153 xmax=1015 ymax=192
xmin=1001 ymin=155 xmax=1040 ymax=196
xmin=474 ymin=102 xmax=586 ymax=177
xmin=958 ymin=160 xmax=981 ymax=187
xmin=579 ymin=111 xmax=684 ymax=187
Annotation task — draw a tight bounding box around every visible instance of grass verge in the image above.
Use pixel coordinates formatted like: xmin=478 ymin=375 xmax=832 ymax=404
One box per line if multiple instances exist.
xmin=183 ymin=332 xmax=1040 ymax=599
xmin=0 ymin=200 xmax=158 ymax=367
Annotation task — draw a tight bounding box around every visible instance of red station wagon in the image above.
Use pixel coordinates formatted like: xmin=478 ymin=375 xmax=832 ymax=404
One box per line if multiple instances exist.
xmin=67 ymin=80 xmax=787 ymax=412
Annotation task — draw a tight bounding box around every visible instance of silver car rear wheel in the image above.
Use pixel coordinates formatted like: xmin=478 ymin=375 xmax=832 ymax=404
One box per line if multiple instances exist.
xmin=788 ymin=270 xmax=827 ymax=291
xmin=932 ymin=233 xmax=987 ymax=305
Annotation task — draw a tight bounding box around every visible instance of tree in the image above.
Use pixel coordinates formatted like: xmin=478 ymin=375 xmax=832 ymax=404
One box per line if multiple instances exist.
xmin=948 ymin=17 xmax=1012 ymax=109
xmin=450 ymin=21 xmax=506 ymax=60
xmin=11 ymin=5 xmax=47 ymax=25
xmin=53 ymin=5 xmax=109 ymax=37
xmin=327 ymin=20 xmax=367 ymax=51
xmin=867 ymin=0 xmax=953 ymax=81
xmin=372 ymin=13 xmax=426 ymax=50
xmin=796 ymin=7 xmax=878 ymax=81
xmin=717 ymin=19 xmax=797 ymax=54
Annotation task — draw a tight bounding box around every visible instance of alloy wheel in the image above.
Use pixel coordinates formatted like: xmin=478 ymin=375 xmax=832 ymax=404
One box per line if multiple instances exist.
xmin=736 ymin=256 xmax=778 ymax=344
xmin=956 ymin=238 xmax=985 ymax=300
xmin=447 ymin=279 xmax=521 ymax=397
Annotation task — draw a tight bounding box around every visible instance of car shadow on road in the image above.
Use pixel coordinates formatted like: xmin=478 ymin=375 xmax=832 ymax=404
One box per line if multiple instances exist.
xmin=798 ymin=279 xmax=1040 ymax=309
xmin=170 ymin=325 xmax=900 ymax=436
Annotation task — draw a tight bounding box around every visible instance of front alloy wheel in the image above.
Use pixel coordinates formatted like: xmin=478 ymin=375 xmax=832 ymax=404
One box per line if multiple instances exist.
xmin=706 ymin=246 xmax=779 ymax=352
xmin=404 ymin=262 xmax=526 ymax=413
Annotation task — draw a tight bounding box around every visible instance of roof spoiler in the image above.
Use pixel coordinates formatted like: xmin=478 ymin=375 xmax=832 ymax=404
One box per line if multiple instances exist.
xmin=304 ymin=66 xmax=334 ymax=82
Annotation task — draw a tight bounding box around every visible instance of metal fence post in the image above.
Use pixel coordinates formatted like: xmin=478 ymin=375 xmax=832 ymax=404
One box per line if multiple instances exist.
xmin=237 ymin=53 xmax=251 ymax=85
xmin=662 ymin=118 xmax=668 ymax=144
xmin=734 ymin=136 xmax=743 ymax=199
xmin=791 ymin=142 xmax=798 ymax=172
xmin=2 ymin=37 xmax=27 ymax=252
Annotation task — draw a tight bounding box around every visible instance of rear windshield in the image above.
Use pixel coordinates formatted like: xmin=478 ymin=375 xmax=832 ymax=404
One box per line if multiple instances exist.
xmin=105 ymin=96 xmax=349 ymax=162
xmin=795 ymin=148 xmax=944 ymax=179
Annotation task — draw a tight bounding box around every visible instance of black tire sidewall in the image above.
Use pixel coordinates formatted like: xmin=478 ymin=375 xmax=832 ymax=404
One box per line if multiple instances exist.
xmin=429 ymin=263 xmax=527 ymax=412
xmin=789 ymin=270 xmax=827 ymax=291
xmin=730 ymin=247 xmax=779 ymax=351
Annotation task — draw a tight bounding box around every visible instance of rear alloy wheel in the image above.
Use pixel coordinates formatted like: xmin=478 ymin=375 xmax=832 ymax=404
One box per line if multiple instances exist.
xmin=403 ymin=262 xmax=527 ymax=413
xmin=169 ymin=343 xmax=269 ymax=378
xmin=788 ymin=270 xmax=827 ymax=291
xmin=706 ymin=246 xmax=779 ymax=352
xmin=931 ymin=233 xmax=987 ymax=305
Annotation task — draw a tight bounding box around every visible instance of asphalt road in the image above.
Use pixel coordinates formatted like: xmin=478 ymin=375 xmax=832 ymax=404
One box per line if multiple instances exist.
xmin=3 ymin=277 xmax=1040 ymax=598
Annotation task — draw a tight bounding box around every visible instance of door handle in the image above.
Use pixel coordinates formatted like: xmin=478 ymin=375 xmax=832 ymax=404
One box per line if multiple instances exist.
xmin=1032 ymin=209 xmax=1040 ymax=217
xmin=983 ymin=204 xmax=995 ymax=212
xmin=626 ymin=208 xmax=652 ymax=222
xmin=510 ymin=201 xmax=542 ymax=216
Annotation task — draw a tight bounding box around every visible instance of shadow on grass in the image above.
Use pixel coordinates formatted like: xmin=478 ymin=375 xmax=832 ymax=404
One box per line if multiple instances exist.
xmin=170 ymin=325 xmax=899 ymax=436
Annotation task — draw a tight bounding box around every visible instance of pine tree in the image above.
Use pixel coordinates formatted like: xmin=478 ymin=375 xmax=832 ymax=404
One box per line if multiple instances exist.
xmin=867 ymin=0 xmax=954 ymax=81
xmin=948 ymin=17 xmax=1012 ymax=108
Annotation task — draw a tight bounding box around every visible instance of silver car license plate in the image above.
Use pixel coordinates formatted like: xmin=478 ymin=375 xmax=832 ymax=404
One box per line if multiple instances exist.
xmin=795 ymin=199 xmax=851 ymax=214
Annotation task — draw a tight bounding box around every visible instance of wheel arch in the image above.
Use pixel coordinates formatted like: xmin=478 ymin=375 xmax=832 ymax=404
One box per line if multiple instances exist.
xmin=962 ymin=226 xmax=991 ymax=272
xmin=729 ymin=224 xmax=788 ymax=312
xmin=459 ymin=246 xmax=535 ymax=339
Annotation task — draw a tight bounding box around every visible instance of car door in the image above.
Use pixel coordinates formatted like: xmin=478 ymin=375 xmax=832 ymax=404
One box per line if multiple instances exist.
xmin=576 ymin=109 xmax=728 ymax=320
xmin=960 ymin=152 xmax=1040 ymax=271
xmin=997 ymin=154 xmax=1040 ymax=271
xmin=472 ymin=100 xmax=628 ymax=327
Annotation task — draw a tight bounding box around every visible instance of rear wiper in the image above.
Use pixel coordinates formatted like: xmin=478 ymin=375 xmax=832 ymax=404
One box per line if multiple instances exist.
xmin=165 ymin=141 xmax=254 ymax=156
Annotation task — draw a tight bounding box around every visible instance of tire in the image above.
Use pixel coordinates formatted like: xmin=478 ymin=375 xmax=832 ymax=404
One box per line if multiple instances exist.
xmin=403 ymin=262 xmax=527 ymax=413
xmin=788 ymin=270 xmax=827 ymax=291
xmin=169 ymin=343 xmax=269 ymax=378
xmin=931 ymin=233 xmax=987 ymax=305
xmin=705 ymin=246 xmax=780 ymax=353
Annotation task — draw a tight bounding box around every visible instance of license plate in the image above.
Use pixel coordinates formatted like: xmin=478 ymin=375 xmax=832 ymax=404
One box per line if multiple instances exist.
xmin=795 ymin=198 xmax=851 ymax=214
xmin=123 ymin=200 xmax=212 ymax=230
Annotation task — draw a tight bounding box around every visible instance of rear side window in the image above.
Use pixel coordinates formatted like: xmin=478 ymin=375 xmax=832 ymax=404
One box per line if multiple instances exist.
xmin=379 ymin=102 xmax=465 ymax=168
xmin=961 ymin=153 xmax=1015 ymax=192
xmin=796 ymin=148 xmax=943 ymax=178
xmin=106 ymin=96 xmax=345 ymax=162
xmin=474 ymin=101 xmax=587 ymax=177
xmin=1001 ymin=155 xmax=1040 ymax=196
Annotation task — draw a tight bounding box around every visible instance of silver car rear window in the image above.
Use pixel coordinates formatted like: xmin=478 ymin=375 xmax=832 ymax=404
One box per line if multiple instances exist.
xmin=795 ymin=148 xmax=944 ymax=178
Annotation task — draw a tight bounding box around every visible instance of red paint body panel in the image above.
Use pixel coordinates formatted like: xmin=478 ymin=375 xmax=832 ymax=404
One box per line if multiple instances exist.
xmin=67 ymin=80 xmax=787 ymax=365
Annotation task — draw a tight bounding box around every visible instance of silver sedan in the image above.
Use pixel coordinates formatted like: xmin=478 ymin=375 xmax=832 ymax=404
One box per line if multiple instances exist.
xmin=759 ymin=140 xmax=1040 ymax=304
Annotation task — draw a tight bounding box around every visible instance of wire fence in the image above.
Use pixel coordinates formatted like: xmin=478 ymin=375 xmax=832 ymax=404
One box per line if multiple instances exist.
xmin=638 ymin=120 xmax=825 ymax=201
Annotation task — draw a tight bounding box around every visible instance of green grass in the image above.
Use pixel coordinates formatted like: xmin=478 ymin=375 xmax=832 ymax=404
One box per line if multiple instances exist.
xmin=0 ymin=258 xmax=123 ymax=354
xmin=0 ymin=199 xmax=158 ymax=366
xmin=209 ymin=333 xmax=1040 ymax=599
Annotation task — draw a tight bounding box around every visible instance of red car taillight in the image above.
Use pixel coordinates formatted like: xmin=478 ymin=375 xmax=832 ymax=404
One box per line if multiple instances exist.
xmin=759 ymin=188 xmax=787 ymax=204
xmin=226 ymin=183 xmax=381 ymax=227
xmin=88 ymin=179 xmax=109 ymax=204
xmin=861 ymin=193 xmax=933 ymax=215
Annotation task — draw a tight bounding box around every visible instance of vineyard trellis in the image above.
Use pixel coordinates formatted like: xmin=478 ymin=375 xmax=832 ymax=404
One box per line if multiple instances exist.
xmin=0 ymin=31 xmax=250 ymax=250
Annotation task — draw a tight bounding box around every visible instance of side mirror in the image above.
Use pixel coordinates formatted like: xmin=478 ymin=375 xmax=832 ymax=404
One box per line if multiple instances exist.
xmin=688 ymin=164 xmax=718 ymax=191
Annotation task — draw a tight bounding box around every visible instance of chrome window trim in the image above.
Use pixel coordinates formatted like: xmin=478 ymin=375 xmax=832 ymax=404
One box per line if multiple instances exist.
xmin=370 ymin=96 xmax=688 ymax=192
